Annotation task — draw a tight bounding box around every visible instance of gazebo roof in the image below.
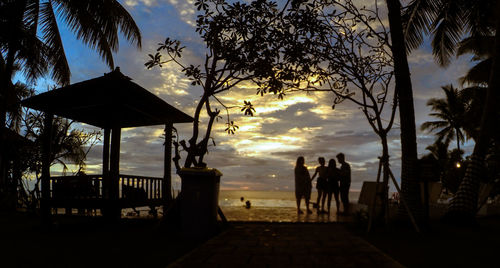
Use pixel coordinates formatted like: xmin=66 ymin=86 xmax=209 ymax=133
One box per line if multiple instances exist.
xmin=22 ymin=68 xmax=193 ymax=128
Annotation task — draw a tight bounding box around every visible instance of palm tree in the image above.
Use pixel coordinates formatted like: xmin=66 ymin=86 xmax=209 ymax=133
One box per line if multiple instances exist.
xmin=421 ymin=85 xmax=466 ymax=153
xmin=457 ymin=36 xmax=494 ymax=85
xmin=403 ymin=0 xmax=496 ymax=66
xmin=403 ymin=0 xmax=500 ymax=223
xmin=1 ymin=0 xmax=141 ymax=86
xmin=425 ymin=140 xmax=449 ymax=171
xmin=385 ymin=0 xmax=423 ymax=225
xmin=18 ymin=111 xmax=101 ymax=208
xmin=1 ymin=0 xmax=141 ymax=127
xmin=0 ymin=0 xmax=141 ymax=199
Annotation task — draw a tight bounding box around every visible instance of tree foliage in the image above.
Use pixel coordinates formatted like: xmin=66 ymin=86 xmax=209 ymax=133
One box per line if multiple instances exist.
xmin=421 ymin=85 xmax=466 ymax=152
xmin=146 ymin=0 xmax=326 ymax=169
xmin=402 ymin=0 xmax=496 ymax=66
xmin=0 ymin=0 xmax=141 ymax=86
xmin=17 ymin=108 xmax=101 ymax=209
xmin=276 ymin=0 xmax=400 ymax=222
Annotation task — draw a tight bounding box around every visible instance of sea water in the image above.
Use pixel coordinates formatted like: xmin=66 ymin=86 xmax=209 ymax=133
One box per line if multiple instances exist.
xmin=219 ymin=190 xmax=361 ymax=208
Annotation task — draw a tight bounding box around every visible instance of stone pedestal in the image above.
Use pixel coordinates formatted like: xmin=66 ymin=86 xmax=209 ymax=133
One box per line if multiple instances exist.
xmin=178 ymin=167 xmax=222 ymax=237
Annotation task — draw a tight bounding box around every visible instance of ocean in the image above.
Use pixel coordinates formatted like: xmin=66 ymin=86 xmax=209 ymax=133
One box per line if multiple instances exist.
xmin=219 ymin=190 xmax=361 ymax=208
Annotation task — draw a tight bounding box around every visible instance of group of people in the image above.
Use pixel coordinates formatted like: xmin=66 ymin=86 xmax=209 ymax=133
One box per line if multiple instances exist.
xmin=294 ymin=153 xmax=351 ymax=215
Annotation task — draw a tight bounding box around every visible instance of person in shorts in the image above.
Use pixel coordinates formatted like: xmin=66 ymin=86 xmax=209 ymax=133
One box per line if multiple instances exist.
xmin=312 ymin=157 xmax=328 ymax=214
xmin=327 ymin=158 xmax=340 ymax=214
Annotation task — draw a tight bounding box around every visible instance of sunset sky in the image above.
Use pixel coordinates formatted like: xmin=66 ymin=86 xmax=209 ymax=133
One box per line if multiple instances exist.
xmin=28 ymin=0 xmax=475 ymax=192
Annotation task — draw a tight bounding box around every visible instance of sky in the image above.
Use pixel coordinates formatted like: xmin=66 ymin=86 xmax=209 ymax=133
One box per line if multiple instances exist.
xmin=28 ymin=0 xmax=476 ymax=192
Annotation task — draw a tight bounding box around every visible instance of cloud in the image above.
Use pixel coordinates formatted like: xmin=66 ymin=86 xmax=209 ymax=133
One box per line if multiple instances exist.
xmin=46 ymin=0 xmax=476 ymax=193
xmin=167 ymin=0 xmax=197 ymax=27
xmin=124 ymin=0 xmax=159 ymax=7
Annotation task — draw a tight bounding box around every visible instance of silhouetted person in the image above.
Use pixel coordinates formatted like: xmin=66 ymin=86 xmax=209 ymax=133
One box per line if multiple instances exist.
xmin=312 ymin=157 xmax=328 ymax=214
xmin=294 ymin=156 xmax=312 ymax=214
xmin=327 ymin=159 xmax=340 ymax=214
xmin=337 ymin=153 xmax=351 ymax=214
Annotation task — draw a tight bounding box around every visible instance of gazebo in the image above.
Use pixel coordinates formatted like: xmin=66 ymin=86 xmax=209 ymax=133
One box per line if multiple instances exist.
xmin=22 ymin=68 xmax=193 ymax=219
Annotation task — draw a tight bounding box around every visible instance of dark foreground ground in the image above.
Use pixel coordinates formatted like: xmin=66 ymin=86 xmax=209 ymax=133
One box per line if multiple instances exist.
xmin=0 ymin=212 xmax=205 ymax=268
xmin=170 ymin=222 xmax=403 ymax=267
xmin=1 ymin=211 xmax=500 ymax=267
xmin=354 ymin=216 xmax=500 ymax=268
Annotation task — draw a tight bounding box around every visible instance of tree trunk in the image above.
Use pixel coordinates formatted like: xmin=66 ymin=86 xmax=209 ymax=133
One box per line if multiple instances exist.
xmin=385 ymin=0 xmax=422 ymax=224
xmin=445 ymin=2 xmax=500 ymax=224
xmin=0 ymin=0 xmax=26 ymax=202
xmin=380 ymin=133 xmax=390 ymax=224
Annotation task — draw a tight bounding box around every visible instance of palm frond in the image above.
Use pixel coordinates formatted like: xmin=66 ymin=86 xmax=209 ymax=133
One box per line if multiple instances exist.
xmin=52 ymin=0 xmax=141 ymax=70
xmin=39 ymin=1 xmax=70 ymax=85
xmin=402 ymin=0 xmax=441 ymax=53
xmin=435 ymin=125 xmax=453 ymax=142
xmin=465 ymin=0 xmax=496 ymax=37
xmin=431 ymin=1 xmax=466 ymax=66
xmin=24 ymin=0 xmax=40 ymax=34
xmin=460 ymin=58 xmax=492 ymax=86
xmin=457 ymin=35 xmax=495 ymax=58
xmin=421 ymin=120 xmax=448 ymax=131
xmin=102 ymin=0 xmax=142 ymax=48
xmin=53 ymin=0 xmax=114 ymax=69
xmin=17 ymin=32 xmax=49 ymax=83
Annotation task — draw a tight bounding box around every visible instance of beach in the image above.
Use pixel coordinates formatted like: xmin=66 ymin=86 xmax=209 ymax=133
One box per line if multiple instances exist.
xmin=219 ymin=190 xmax=361 ymax=223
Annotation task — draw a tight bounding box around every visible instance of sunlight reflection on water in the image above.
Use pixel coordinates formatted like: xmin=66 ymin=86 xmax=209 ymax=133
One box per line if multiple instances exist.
xmin=219 ymin=190 xmax=360 ymax=208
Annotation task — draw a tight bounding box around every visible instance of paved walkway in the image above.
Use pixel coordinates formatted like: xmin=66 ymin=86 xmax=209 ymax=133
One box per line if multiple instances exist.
xmin=220 ymin=206 xmax=357 ymax=223
xmin=169 ymin=223 xmax=404 ymax=268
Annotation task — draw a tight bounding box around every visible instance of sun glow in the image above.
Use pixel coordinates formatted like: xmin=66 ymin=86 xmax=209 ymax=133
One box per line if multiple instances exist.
xmin=256 ymin=95 xmax=316 ymax=114
xmin=236 ymin=140 xmax=302 ymax=157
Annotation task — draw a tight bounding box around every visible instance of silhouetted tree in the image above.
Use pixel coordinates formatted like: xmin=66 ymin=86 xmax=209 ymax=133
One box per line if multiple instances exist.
xmin=146 ymin=0 xmax=321 ymax=169
xmin=280 ymin=0 xmax=398 ymax=222
xmin=457 ymin=36 xmax=495 ymax=85
xmin=403 ymin=0 xmax=496 ymax=67
xmin=403 ymin=0 xmax=500 ymax=223
xmin=277 ymin=0 xmax=422 ymax=226
xmin=0 ymin=0 xmax=141 ymax=201
xmin=384 ymin=0 xmax=423 ymax=225
xmin=421 ymin=85 xmax=466 ymax=153
xmin=18 ymin=108 xmax=101 ymax=209
xmin=425 ymin=140 xmax=449 ymax=174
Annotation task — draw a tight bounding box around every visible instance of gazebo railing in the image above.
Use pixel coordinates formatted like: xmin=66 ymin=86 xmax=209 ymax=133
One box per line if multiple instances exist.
xmin=48 ymin=174 xmax=163 ymax=202
xmin=50 ymin=175 xmax=103 ymax=200
xmin=119 ymin=174 xmax=163 ymax=200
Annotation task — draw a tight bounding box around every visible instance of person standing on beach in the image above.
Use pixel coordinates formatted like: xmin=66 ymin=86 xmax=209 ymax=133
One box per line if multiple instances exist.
xmin=311 ymin=157 xmax=328 ymax=213
xmin=337 ymin=153 xmax=351 ymax=214
xmin=294 ymin=156 xmax=313 ymax=214
xmin=327 ymin=159 xmax=340 ymax=214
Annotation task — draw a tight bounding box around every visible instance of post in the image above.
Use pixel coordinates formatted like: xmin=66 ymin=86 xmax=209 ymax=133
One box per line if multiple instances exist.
xmin=102 ymin=128 xmax=110 ymax=176
xmin=107 ymin=127 xmax=121 ymax=219
xmin=41 ymin=112 xmax=53 ymax=222
xmin=101 ymin=128 xmax=110 ymax=217
xmin=163 ymin=123 xmax=173 ymax=208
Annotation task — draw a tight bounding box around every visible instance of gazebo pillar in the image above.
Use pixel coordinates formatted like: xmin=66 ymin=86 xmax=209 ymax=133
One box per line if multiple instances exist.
xmin=101 ymin=128 xmax=110 ymax=217
xmin=163 ymin=123 xmax=173 ymax=207
xmin=109 ymin=127 xmax=121 ymax=219
xmin=102 ymin=128 xmax=110 ymax=177
xmin=103 ymin=127 xmax=121 ymax=220
xmin=41 ymin=112 xmax=53 ymax=222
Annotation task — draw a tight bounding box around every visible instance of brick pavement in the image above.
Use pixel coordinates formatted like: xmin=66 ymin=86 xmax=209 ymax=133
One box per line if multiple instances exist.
xmin=168 ymin=223 xmax=404 ymax=268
